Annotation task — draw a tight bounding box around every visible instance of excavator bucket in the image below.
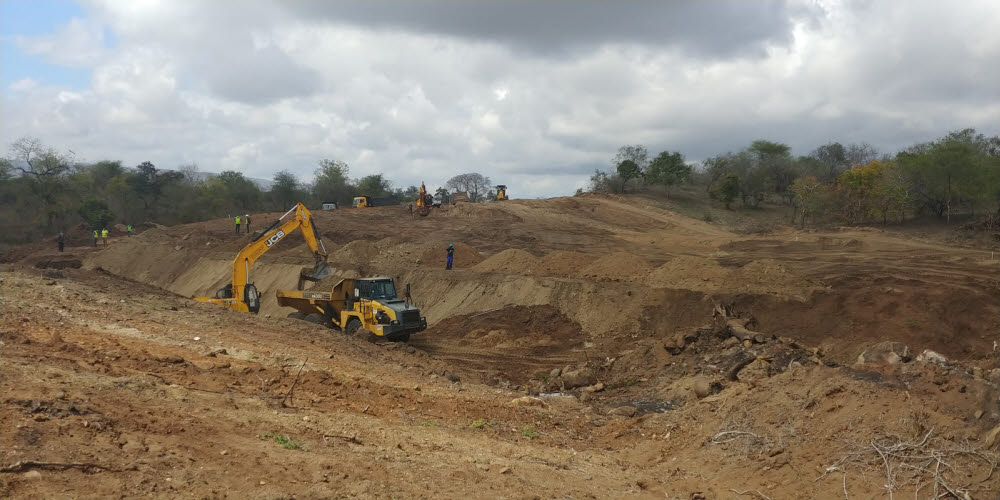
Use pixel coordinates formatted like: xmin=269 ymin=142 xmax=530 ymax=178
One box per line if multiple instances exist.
xmin=298 ymin=259 xmax=332 ymax=289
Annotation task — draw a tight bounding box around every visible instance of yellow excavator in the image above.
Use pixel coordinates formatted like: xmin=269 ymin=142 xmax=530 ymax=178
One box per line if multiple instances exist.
xmin=193 ymin=202 xmax=331 ymax=313
xmin=416 ymin=181 xmax=432 ymax=216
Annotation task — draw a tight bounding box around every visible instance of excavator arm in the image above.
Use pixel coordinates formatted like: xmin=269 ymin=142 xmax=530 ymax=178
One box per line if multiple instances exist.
xmin=194 ymin=202 xmax=331 ymax=313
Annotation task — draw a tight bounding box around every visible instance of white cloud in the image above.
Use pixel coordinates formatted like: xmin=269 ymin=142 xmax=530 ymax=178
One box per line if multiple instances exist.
xmin=16 ymin=17 xmax=108 ymax=67
xmin=1 ymin=0 xmax=999 ymax=199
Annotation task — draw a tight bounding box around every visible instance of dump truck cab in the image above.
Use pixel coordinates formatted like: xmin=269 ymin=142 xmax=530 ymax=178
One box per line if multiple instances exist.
xmin=353 ymin=196 xmax=369 ymax=208
xmin=276 ymin=276 xmax=427 ymax=342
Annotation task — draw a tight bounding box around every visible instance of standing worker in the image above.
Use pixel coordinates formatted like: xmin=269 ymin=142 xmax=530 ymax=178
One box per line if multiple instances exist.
xmin=57 ymin=232 xmax=65 ymax=252
xmin=92 ymin=229 xmax=98 ymax=247
xmin=101 ymin=228 xmax=109 ymax=246
xmin=127 ymin=224 xmax=133 ymax=237
xmin=235 ymin=215 xmax=241 ymax=234
xmin=245 ymin=214 xmax=251 ymax=234
xmin=446 ymin=243 xmax=454 ymax=270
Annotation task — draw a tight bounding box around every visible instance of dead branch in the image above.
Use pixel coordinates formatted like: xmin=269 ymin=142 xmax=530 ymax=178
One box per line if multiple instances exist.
xmin=0 ymin=460 xmax=136 ymax=473
xmin=729 ymin=488 xmax=773 ymax=500
xmin=282 ymin=358 xmax=308 ymax=407
xmin=821 ymin=428 xmax=996 ymax=500
xmin=711 ymin=430 xmax=762 ymax=444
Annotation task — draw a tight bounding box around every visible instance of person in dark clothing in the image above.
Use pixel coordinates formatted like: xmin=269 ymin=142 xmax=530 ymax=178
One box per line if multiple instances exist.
xmin=57 ymin=232 xmax=65 ymax=252
xmin=446 ymin=243 xmax=454 ymax=270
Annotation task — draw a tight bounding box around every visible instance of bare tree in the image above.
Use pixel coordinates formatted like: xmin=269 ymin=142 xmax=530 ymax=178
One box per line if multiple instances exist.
xmin=845 ymin=142 xmax=879 ymax=168
xmin=178 ymin=163 xmax=200 ymax=184
xmin=446 ymin=172 xmax=492 ymax=202
xmin=7 ymin=137 xmax=74 ymax=178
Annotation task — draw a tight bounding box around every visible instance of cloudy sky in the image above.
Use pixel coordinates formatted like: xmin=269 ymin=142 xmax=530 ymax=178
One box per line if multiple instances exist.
xmin=1 ymin=0 xmax=998 ymax=197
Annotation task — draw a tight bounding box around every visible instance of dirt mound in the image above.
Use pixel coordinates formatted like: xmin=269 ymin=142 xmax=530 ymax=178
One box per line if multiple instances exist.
xmin=646 ymin=255 xmax=727 ymax=286
xmin=576 ymin=251 xmax=652 ymax=281
xmin=535 ymin=250 xmax=595 ymax=277
xmin=443 ymin=202 xmax=523 ymax=223
xmin=409 ymin=305 xmax=586 ymax=384
xmin=330 ymin=239 xmax=379 ymax=265
xmin=472 ymin=248 xmax=539 ymax=274
xmin=417 ymin=242 xmax=483 ymax=269
xmin=643 ymin=256 xmax=818 ymax=300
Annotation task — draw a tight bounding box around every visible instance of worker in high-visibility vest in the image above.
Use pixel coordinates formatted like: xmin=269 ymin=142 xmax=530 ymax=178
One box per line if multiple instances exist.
xmin=127 ymin=224 xmax=133 ymax=237
xmin=93 ymin=230 xmax=98 ymax=247
xmin=235 ymin=215 xmax=241 ymax=234
xmin=101 ymin=228 xmax=109 ymax=246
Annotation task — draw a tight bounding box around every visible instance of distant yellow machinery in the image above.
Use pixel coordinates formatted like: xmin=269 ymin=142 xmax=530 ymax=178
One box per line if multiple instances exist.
xmin=494 ymin=185 xmax=508 ymax=201
xmin=193 ymin=203 xmax=331 ymax=313
xmin=277 ymin=276 xmax=426 ymax=342
xmin=416 ymin=181 xmax=432 ymax=216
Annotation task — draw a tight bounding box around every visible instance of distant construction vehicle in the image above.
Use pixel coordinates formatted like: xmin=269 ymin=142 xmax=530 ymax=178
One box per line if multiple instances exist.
xmin=416 ymin=182 xmax=432 ymax=216
xmin=450 ymin=191 xmax=469 ymax=205
xmin=277 ymin=277 xmax=427 ymax=342
xmin=194 ymin=203 xmax=331 ymax=313
xmin=494 ymin=185 xmax=508 ymax=201
xmin=353 ymin=196 xmax=397 ymax=208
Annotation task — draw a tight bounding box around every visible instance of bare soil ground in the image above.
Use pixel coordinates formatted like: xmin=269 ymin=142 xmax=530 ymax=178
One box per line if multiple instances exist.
xmin=3 ymin=194 xmax=1000 ymax=499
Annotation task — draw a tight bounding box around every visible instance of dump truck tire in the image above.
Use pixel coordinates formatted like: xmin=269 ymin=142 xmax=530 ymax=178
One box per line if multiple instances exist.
xmin=287 ymin=312 xmax=307 ymax=320
xmin=304 ymin=313 xmax=325 ymax=324
xmin=346 ymin=318 xmax=361 ymax=335
xmin=387 ymin=333 xmax=410 ymax=342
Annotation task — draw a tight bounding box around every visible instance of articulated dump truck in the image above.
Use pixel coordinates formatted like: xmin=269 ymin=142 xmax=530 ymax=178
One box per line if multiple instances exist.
xmin=277 ymin=277 xmax=426 ymax=342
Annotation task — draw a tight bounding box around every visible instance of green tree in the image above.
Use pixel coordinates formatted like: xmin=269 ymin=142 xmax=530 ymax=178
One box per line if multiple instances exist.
xmin=810 ymin=142 xmax=847 ymax=181
xmin=647 ymin=151 xmax=691 ymax=196
xmin=790 ymin=176 xmax=828 ymax=227
xmin=270 ymin=170 xmax=300 ymax=209
xmin=711 ymin=173 xmax=740 ymax=209
xmin=616 ymin=160 xmax=640 ymax=192
xmin=217 ymin=170 xmax=262 ymax=212
xmin=356 ymin=174 xmax=392 ymax=198
xmin=78 ymin=199 xmax=116 ymax=229
xmin=434 ymin=187 xmax=450 ymax=204
xmin=313 ymin=159 xmax=353 ymax=205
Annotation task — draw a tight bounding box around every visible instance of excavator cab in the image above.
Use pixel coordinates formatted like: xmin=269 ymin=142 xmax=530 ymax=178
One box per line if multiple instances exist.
xmin=494 ymin=185 xmax=508 ymax=201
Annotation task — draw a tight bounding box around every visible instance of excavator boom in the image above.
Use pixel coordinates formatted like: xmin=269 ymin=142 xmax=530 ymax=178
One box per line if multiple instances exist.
xmin=194 ymin=202 xmax=330 ymax=313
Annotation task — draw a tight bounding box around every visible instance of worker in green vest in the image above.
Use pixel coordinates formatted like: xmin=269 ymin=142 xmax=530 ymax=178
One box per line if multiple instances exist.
xmin=93 ymin=229 xmax=98 ymax=247
xmin=235 ymin=215 xmax=241 ymax=234
xmin=101 ymin=228 xmax=109 ymax=246
xmin=127 ymin=224 xmax=133 ymax=237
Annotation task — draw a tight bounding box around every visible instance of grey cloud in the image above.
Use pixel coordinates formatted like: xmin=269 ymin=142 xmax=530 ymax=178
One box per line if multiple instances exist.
xmin=196 ymin=45 xmax=321 ymax=105
xmin=281 ymin=0 xmax=812 ymax=58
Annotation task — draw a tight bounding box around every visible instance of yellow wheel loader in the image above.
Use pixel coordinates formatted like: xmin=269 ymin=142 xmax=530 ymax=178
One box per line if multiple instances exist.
xmin=494 ymin=185 xmax=508 ymax=201
xmin=193 ymin=202 xmax=331 ymax=313
xmin=276 ymin=277 xmax=426 ymax=342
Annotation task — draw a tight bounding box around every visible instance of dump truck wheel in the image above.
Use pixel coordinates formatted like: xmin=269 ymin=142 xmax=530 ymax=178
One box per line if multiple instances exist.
xmin=287 ymin=312 xmax=307 ymax=321
xmin=304 ymin=313 xmax=325 ymax=324
xmin=346 ymin=318 xmax=361 ymax=335
xmin=388 ymin=333 xmax=410 ymax=342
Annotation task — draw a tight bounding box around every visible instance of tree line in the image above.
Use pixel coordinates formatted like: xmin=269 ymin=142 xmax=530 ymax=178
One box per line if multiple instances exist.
xmin=589 ymin=128 xmax=1000 ymax=227
xmin=0 ymin=136 xmax=494 ymax=246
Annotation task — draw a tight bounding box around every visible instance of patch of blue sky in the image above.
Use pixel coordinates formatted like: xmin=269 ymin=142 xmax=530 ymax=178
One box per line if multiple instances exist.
xmin=1 ymin=0 xmax=93 ymax=90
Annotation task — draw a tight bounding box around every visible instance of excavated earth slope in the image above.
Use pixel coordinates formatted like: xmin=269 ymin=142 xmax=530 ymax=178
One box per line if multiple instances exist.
xmin=5 ymin=194 xmax=1000 ymax=499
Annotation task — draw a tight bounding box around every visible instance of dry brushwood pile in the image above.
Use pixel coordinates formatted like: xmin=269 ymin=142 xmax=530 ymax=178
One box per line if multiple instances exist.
xmin=3 ymin=194 xmax=1000 ymax=499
